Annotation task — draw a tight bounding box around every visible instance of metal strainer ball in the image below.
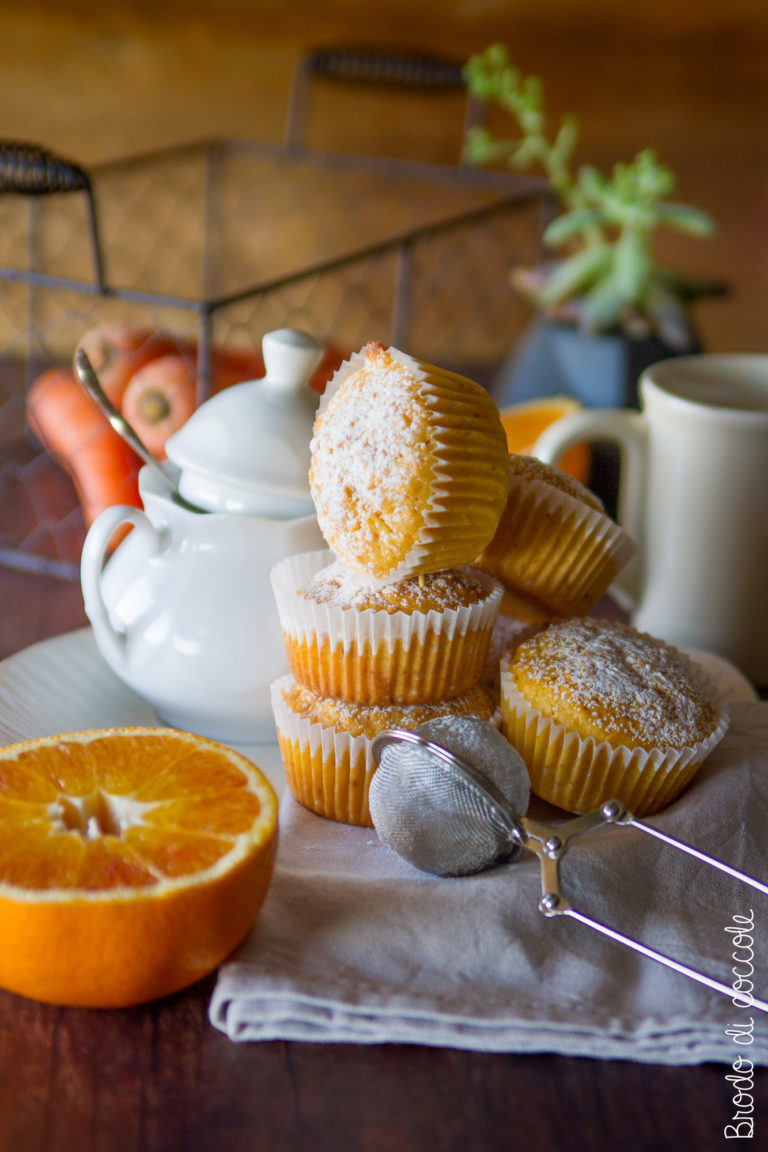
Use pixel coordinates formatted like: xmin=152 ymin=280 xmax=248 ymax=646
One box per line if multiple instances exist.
xmin=368 ymin=716 xmax=768 ymax=1013
xmin=369 ymin=716 xmax=529 ymax=876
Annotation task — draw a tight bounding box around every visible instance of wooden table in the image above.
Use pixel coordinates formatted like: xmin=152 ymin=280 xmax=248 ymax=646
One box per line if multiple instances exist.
xmin=0 ymin=565 xmax=765 ymax=1152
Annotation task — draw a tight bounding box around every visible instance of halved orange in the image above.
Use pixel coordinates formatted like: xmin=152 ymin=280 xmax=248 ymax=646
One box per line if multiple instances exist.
xmin=0 ymin=727 xmax=278 ymax=1008
xmin=499 ymin=395 xmax=590 ymax=485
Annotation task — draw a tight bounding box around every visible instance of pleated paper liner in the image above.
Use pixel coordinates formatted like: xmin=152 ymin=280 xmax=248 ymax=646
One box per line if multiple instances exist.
xmin=499 ymin=667 xmax=729 ymax=817
xmin=271 ymin=675 xmax=498 ymax=827
xmin=271 ymin=550 xmax=503 ymax=705
xmin=475 ymin=462 xmax=636 ymax=616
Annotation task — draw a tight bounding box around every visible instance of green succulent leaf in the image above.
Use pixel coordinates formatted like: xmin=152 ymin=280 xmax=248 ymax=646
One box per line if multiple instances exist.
xmin=510 ymin=135 xmax=548 ymax=168
xmin=462 ymin=44 xmax=520 ymax=104
xmin=613 ymin=232 xmax=651 ymax=305
xmin=462 ymin=44 xmax=716 ymax=338
xmin=579 ymin=275 xmax=627 ymax=334
xmin=654 ymin=202 xmax=716 ymax=236
xmin=538 ymin=245 xmax=612 ymax=305
xmin=462 ymin=127 xmax=516 ymax=166
xmin=551 ymin=115 xmax=580 ymax=169
xmin=543 ymin=209 xmax=604 ymax=247
xmin=576 ymin=165 xmax=608 ymax=203
xmin=643 ymin=276 xmax=696 ymax=348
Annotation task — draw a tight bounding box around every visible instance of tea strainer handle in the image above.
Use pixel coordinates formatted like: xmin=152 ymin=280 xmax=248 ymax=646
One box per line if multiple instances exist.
xmin=521 ymin=800 xmax=768 ymax=1014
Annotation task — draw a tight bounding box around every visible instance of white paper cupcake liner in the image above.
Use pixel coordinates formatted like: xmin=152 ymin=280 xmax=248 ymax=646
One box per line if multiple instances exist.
xmin=271 ymin=674 xmax=376 ymax=826
xmin=271 ymin=550 xmax=502 ymax=704
xmin=499 ymin=660 xmax=729 ymax=817
xmin=477 ymin=470 xmax=636 ymax=616
xmin=271 ymin=674 xmax=500 ymax=827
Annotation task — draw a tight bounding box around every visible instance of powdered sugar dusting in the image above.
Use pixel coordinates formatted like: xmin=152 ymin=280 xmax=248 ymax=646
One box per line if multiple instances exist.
xmin=302 ymin=561 xmax=494 ymax=612
xmin=284 ymin=679 xmax=495 ymax=739
xmin=510 ymin=617 xmax=719 ymax=750
xmin=510 ymin=455 xmax=604 ymax=512
xmin=309 ymin=348 xmax=430 ymax=568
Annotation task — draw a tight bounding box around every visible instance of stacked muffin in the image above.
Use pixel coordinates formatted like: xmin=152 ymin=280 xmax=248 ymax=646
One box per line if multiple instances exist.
xmin=271 ymin=339 xmax=728 ymax=825
xmin=468 ymin=454 xmax=726 ymax=817
xmin=475 ymin=452 xmax=638 ymax=692
xmin=270 ymin=342 xmax=509 ymax=826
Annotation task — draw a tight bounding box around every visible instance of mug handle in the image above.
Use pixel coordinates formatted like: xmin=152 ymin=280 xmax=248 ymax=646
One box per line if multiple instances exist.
xmin=532 ymin=409 xmax=649 ymax=607
xmin=80 ymin=505 xmax=164 ymax=668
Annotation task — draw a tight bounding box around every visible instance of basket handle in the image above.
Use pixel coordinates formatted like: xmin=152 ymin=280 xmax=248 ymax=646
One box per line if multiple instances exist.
xmin=285 ymin=46 xmax=483 ymax=153
xmin=0 ymin=140 xmax=105 ymax=290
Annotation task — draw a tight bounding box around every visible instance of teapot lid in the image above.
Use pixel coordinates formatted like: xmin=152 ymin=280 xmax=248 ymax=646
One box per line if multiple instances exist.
xmin=165 ymin=328 xmax=323 ymax=517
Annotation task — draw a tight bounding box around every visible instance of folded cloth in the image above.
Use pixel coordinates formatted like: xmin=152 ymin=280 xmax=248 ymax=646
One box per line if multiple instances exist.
xmin=210 ymin=701 xmax=768 ymax=1064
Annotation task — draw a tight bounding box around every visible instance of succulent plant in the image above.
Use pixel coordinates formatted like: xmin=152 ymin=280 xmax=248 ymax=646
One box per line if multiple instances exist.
xmin=463 ymin=44 xmax=718 ymax=347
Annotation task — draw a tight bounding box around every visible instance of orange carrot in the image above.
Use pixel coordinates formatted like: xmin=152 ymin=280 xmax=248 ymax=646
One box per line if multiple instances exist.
xmin=209 ymin=347 xmax=265 ymax=393
xmin=74 ymin=323 xmax=189 ymax=406
xmin=121 ymin=355 xmax=198 ymax=460
xmin=27 ymin=367 xmax=142 ymax=527
xmin=119 ymin=340 xmax=351 ymax=457
xmin=311 ymin=343 xmax=347 ymax=394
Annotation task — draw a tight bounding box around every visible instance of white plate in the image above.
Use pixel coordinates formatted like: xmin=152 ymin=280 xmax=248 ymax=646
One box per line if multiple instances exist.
xmin=0 ymin=628 xmax=288 ymax=796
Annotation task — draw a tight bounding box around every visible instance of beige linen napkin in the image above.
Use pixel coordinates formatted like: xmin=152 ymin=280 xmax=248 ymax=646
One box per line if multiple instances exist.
xmin=210 ymin=701 xmax=768 ymax=1064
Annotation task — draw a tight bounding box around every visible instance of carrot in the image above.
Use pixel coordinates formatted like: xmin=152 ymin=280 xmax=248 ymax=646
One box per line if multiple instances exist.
xmin=73 ymin=323 xmax=188 ymax=406
xmin=121 ymin=355 xmax=198 ymax=460
xmin=27 ymin=367 xmax=142 ymax=527
xmin=119 ymin=340 xmax=351 ymax=457
xmin=311 ymin=343 xmax=347 ymax=394
xmin=210 ymin=347 xmax=265 ymax=393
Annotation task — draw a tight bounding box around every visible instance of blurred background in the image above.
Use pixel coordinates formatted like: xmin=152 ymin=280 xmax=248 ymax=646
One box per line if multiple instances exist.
xmin=0 ymin=0 xmax=766 ymax=652
xmin=3 ymin=0 xmax=767 ymax=352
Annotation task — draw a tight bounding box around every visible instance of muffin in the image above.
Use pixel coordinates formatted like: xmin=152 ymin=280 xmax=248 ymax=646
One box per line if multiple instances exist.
xmin=474 ymin=455 xmax=636 ymax=616
xmin=271 ymin=675 xmax=497 ymax=826
xmin=480 ymin=611 xmax=546 ymax=698
xmin=309 ymin=341 xmax=510 ymax=582
xmin=499 ymin=617 xmax=728 ymax=816
xmin=272 ymin=550 xmax=502 ymax=705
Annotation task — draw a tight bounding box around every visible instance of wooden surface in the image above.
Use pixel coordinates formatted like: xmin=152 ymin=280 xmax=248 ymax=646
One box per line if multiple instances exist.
xmin=0 ymin=958 xmax=760 ymax=1152
xmin=1 ymin=4 xmax=767 ymax=1150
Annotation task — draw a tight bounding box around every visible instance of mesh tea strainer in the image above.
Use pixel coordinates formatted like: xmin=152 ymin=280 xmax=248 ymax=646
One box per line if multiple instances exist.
xmin=369 ymin=716 xmax=768 ymax=1014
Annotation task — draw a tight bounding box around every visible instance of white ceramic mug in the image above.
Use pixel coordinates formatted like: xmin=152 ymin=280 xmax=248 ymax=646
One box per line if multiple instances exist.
xmin=533 ymin=355 xmax=768 ymax=684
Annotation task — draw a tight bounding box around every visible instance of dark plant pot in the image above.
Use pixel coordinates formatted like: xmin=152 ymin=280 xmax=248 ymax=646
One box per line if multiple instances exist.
xmin=491 ymin=317 xmax=702 ymax=515
xmin=491 ymin=316 xmax=701 ymax=412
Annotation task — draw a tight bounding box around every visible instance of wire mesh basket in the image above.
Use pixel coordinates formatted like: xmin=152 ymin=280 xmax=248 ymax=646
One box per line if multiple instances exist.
xmin=0 ymin=138 xmax=547 ymax=579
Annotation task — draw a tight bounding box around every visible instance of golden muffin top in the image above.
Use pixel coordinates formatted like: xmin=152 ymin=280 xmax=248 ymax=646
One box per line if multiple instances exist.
xmin=301 ymin=561 xmax=498 ymax=615
xmin=280 ymin=679 xmax=496 ymax=740
xmin=508 ymin=454 xmax=604 ymax=513
xmin=506 ymin=616 xmax=721 ymax=753
xmin=309 ymin=342 xmax=509 ymax=581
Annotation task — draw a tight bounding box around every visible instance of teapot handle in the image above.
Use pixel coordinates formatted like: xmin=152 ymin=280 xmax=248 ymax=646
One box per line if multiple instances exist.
xmin=532 ymin=409 xmax=649 ymax=608
xmin=81 ymin=505 xmax=164 ymax=668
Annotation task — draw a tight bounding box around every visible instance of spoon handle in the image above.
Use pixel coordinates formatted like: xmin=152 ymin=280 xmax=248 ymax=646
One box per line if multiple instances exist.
xmin=75 ymin=349 xmax=204 ymax=513
xmin=74 ymin=348 xmax=166 ymax=475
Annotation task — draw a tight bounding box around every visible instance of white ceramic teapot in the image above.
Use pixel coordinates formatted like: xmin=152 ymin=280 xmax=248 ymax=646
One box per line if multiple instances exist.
xmin=80 ymin=328 xmax=327 ymax=742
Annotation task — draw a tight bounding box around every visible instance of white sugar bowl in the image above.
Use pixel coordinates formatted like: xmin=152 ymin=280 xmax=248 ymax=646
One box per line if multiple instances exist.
xmin=81 ymin=328 xmax=327 ymax=743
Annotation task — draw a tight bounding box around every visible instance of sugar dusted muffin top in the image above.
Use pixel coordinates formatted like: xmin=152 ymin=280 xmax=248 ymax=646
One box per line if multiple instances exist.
xmin=309 ymin=342 xmax=509 ymax=582
xmin=280 ymin=680 xmax=496 ymax=740
xmin=301 ymin=561 xmax=498 ymax=615
xmin=508 ymin=454 xmax=604 ymax=512
xmin=507 ymin=617 xmax=721 ymax=754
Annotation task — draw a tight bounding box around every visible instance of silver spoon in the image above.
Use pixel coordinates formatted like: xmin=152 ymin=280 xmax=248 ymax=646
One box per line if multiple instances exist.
xmin=370 ymin=717 xmax=768 ymax=1014
xmin=74 ymin=349 xmax=205 ymax=513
